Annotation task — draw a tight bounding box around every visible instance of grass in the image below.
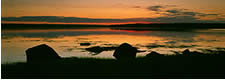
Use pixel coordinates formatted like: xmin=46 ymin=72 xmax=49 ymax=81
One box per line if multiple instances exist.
xmin=2 ymin=50 xmax=225 ymax=79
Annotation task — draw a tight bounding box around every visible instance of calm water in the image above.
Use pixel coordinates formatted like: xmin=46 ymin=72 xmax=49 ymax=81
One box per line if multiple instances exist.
xmin=2 ymin=27 xmax=225 ymax=64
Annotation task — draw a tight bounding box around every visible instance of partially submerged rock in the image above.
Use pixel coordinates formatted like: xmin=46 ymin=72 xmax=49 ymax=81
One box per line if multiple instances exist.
xmin=182 ymin=49 xmax=191 ymax=55
xmin=85 ymin=46 xmax=104 ymax=54
xmin=181 ymin=49 xmax=207 ymax=56
xmin=85 ymin=46 xmax=118 ymax=55
xmin=26 ymin=44 xmax=61 ymax=63
xmin=146 ymin=51 xmax=163 ymax=57
xmin=113 ymin=43 xmax=137 ymax=60
xmin=80 ymin=43 xmax=91 ymax=46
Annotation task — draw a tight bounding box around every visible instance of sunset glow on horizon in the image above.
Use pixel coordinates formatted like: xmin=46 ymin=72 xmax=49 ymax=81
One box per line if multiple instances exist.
xmin=2 ymin=0 xmax=225 ymax=24
xmin=1 ymin=21 xmax=152 ymax=25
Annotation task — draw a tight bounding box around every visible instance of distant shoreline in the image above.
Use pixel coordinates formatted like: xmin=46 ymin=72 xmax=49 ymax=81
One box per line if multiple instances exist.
xmin=2 ymin=23 xmax=225 ymax=30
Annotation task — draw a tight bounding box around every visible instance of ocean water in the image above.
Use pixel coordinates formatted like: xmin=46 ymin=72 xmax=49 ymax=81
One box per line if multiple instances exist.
xmin=2 ymin=27 xmax=225 ymax=64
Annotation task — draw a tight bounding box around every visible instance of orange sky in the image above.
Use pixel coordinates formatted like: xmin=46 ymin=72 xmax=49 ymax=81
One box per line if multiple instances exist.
xmin=2 ymin=0 xmax=225 ymax=24
xmin=2 ymin=21 xmax=152 ymax=25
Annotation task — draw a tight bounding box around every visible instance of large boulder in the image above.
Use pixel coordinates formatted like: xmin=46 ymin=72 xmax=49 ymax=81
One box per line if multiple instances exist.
xmin=113 ymin=43 xmax=137 ymax=60
xmin=26 ymin=44 xmax=61 ymax=63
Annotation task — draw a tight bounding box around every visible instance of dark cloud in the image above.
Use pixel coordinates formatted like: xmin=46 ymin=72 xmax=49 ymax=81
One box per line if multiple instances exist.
xmin=165 ymin=9 xmax=219 ymax=17
xmin=146 ymin=5 xmax=176 ymax=12
xmin=165 ymin=5 xmax=177 ymax=7
xmin=145 ymin=16 xmax=216 ymax=23
xmin=132 ymin=6 xmax=141 ymax=8
xmin=198 ymin=13 xmax=219 ymax=17
xmin=165 ymin=9 xmax=197 ymax=16
xmin=182 ymin=12 xmax=197 ymax=16
xmin=166 ymin=9 xmax=181 ymax=14
xmin=146 ymin=5 xmax=164 ymax=11
xmin=149 ymin=15 xmax=225 ymax=23
xmin=147 ymin=5 xmax=220 ymax=17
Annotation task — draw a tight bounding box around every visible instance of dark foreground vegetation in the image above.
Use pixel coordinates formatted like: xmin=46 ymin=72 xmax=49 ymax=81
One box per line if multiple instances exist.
xmin=2 ymin=50 xmax=225 ymax=79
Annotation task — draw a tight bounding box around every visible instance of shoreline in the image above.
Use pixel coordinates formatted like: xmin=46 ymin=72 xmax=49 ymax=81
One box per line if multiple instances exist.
xmin=2 ymin=50 xmax=225 ymax=79
xmin=2 ymin=23 xmax=225 ymax=30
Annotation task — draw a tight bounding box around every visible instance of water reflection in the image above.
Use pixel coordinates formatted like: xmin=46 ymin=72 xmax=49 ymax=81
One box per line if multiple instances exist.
xmin=2 ymin=28 xmax=225 ymax=63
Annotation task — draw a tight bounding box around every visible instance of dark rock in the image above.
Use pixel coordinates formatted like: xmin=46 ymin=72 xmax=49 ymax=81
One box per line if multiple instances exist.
xmin=179 ymin=49 xmax=206 ymax=56
xmin=216 ymin=51 xmax=225 ymax=56
xmin=182 ymin=49 xmax=191 ymax=55
xmin=146 ymin=51 xmax=163 ymax=57
xmin=85 ymin=46 xmax=104 ymax=54
xmin=113 ymin=43 xmax=137 ymax=60
xmin=191 ymin=51 xmax=204 ymax=56
xmin=146 ymin=44 xmax=166 ymax=48
xmin=137 ymin=50 xmax=146 ymax=53
xmin=80 ymin=43 xmax=91 ymax=46
xmin=26 ymin=44 xmax=61 ymax=63
xmin=102 ymin=47 xmax=118 ymax=51
xmin=85 ymin=46 xmax=118 ymax=55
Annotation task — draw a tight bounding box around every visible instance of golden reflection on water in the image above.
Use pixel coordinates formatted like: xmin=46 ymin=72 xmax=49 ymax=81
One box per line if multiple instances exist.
xmin=74 ymin=35 xmax=164 ymax=45
xmin=2 ymin=28 xmax=225 ymax=63
xmin=193 ymin=35 xmax=225 ymax=48
xmin=2 ymin=34 xmax=164 ymax=63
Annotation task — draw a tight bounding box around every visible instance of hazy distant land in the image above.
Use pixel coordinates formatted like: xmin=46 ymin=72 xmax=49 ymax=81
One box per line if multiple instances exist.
xmin=2 ymin=23 xmax=225 ymax=31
